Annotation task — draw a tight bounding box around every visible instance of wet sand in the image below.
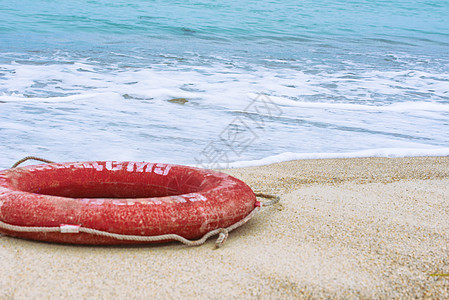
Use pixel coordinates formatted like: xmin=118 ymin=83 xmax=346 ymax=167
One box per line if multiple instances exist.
xmin=1 ymin=156 xmax=449 ymax=299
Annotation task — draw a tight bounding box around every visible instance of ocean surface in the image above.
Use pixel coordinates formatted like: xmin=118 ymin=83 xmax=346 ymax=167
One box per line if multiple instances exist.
xmin=1 ymin=0 xmax=449 ymax=169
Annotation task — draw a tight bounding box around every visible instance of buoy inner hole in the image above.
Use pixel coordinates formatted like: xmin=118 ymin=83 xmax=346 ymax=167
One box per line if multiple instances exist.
xmin=7 ymin=166 xmax=213 ymax=199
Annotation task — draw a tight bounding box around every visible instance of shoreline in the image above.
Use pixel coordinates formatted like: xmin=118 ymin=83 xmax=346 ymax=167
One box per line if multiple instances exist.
xmin=223 ymin=155 xmax=449 ymax=192
xmin=220 ymin=149 xmax=449 ymax=169
xmin=1 ymin=156 xmax=449 ymax=298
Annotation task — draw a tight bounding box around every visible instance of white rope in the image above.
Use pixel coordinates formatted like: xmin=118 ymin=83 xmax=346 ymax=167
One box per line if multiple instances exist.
xmin=0 ymin=206 xmax=262 ymax=248
xmin=0 ymin=191 xmax=279 ymax=248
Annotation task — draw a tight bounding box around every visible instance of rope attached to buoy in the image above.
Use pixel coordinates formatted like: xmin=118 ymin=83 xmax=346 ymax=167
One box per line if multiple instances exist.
xmin=0 ymin=192 xmax=279 ymax=248
xmin=11 ymin=156 xmax=55 ymax=168
xmin=254 ymin=192 xmax=280 ymax=207
xmin=2 ymin=157 xmax=281 ymax=248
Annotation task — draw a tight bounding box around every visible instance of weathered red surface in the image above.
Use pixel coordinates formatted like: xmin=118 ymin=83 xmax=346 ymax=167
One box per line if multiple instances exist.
xmin=0 ymin=161 xmax=256 ymax=245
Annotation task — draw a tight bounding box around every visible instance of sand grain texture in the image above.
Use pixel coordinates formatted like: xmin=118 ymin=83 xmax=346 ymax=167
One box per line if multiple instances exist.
xmin=1 ymin=157 xmax=449 ymax=299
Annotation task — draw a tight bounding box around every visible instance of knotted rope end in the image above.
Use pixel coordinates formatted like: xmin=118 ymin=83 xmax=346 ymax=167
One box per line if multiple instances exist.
xmin=214 ymin=229 xmax=229 ymax=249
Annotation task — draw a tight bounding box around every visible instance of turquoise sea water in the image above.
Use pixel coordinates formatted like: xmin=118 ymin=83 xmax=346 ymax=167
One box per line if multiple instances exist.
xmin=1 ymin=0 xmax=449 ymax=168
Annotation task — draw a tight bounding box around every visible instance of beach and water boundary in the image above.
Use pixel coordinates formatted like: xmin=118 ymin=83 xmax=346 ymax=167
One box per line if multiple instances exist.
xmin=1 ymin=156 xmax=448 ymax=299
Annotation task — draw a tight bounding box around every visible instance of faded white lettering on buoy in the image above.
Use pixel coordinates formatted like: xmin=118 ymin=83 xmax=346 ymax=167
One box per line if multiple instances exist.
xmin=185 ymin=193 xmax=207 ymax=202
xmin=106 ymin=161 xmax=123 ymax=171
xmin=198 ymin=194 xmax=207 ymax=201
xmin=33 ymin=164 xmax=53 ymax=171
xmin=172 ymin=196 xmax=187 ymax=203
xmin=134 ymin=162 xmax=152 ymax=172
xmin=154 ymin=164 xmax=171 ymax=176
xmin=83 ymin=162 xmax=104 ymax=171
xmin=145 ymin=164 xmax=154 ymax=173
xmin=50 ymin=164 xmax=64 ymax=169
xmin=51 ymin=163 xmax=69 ymax=169
xmin=125 ymin=162 xmax=169 ymax=175
xmin=135 ymin=162 xmax=146 ymax=172
xmin=126 ymin=162 xmax=135 ymax=172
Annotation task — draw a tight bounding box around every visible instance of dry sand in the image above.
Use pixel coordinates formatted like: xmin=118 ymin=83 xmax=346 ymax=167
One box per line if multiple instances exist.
xmin=1 ymin=156 xmax=449 ymax=299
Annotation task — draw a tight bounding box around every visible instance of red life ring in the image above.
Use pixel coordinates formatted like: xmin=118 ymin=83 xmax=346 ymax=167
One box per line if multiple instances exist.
xmin=0 ymin=161 xmax=257 ymax=245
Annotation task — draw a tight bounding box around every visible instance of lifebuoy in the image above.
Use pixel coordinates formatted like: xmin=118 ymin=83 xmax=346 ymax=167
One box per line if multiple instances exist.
xmin=0 ymin=161 xmax=257 ymax=245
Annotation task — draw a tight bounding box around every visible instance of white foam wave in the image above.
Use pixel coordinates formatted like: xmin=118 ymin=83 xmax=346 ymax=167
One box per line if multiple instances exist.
xmin=0 ymin=92 xmax=111 ymax=103
xmin=250 ymin=94 xmax=449 ymax=112
xmin=1 ymin=59 xmax=449 ymax=171
xmin=1 ymin=59 xmax=449 ymax=109
xmin=222 ymin=148 xmax=449 ymax=168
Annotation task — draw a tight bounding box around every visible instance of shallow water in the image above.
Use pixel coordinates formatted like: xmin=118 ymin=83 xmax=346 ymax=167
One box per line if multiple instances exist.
xmin=1 ymin=0 xmax=449 ymax=169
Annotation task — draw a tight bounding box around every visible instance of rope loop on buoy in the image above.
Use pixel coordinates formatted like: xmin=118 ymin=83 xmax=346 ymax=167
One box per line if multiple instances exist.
xmin=12 ymin=156 xmax=55 ymax=168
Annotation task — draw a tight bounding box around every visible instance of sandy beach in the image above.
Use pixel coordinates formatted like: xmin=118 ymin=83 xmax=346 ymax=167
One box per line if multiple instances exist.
xmin=1 ymin=156 xmax=449 ymax=299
